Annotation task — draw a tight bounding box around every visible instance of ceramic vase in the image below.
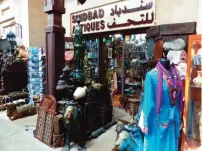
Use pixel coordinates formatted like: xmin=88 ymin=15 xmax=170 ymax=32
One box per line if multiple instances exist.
xmin=193 ymin=71 xmax=202 ymax=87
xmin=73 ymin=86 xmax=88 ymax=100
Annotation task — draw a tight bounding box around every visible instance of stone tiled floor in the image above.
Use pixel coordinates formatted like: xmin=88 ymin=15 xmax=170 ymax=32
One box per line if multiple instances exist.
xmin=0 ymin=107 xmax=130 ymax=151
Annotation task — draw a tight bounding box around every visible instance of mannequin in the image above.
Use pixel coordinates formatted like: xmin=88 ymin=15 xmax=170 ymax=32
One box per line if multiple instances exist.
xmin=138 ymin=42 xmax=184 ymax=151
xmin=159 ymin=42 xmax=171 ymax=70
xmin=159 ymin=57 xmax=170 ymax=70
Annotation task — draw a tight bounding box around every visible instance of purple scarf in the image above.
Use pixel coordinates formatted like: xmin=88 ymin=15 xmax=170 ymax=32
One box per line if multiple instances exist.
xmin=156 ymin=62 xmax=184 ymax=114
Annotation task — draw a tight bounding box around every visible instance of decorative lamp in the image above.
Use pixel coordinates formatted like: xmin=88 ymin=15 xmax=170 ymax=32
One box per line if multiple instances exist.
xmin=6 ymin=31 xmax=16 ymax=42
xmin=73 ymin=17 xmax=84 ymax=85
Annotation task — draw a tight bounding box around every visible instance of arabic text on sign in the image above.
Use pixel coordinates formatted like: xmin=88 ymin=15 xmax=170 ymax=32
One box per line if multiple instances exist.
xmin=110 ymin=1 xmax=153 ymax=17
xmin=107 ymin=12 xmax=155 ymax=29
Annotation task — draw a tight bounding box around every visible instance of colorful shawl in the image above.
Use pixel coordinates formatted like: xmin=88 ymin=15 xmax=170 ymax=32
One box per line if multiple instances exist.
xmin=156 ymin=62 xmax=184 ymax=114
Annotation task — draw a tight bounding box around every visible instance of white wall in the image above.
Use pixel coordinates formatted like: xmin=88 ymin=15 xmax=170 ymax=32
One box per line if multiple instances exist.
xmin=0 ymin=0 xmax=12 ymax=22
xmin=197 ymin=0 xmax=202 ymax=34
xmin=28 ymin=0 xmax=47 ymax=47
xmin=11 ymin=0 xmax=30 ymax=47
xmin=0 ymin=0 xmax=46 ymax=47
xmin=64 ymin=0 xmax=200 ymax=36
xmin=0 ymin=0 xmax=15 ymax=37
xmin=0 ymin=0 xmax=30 ymax=47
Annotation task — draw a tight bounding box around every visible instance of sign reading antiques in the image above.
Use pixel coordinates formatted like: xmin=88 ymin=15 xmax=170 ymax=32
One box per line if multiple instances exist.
xmin=71 ymin=0 xmax=156 ymax=34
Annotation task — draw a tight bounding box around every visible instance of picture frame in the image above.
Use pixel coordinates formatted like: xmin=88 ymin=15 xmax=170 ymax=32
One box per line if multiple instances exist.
xmin=65 ymin=42 xmax=74 ymax=49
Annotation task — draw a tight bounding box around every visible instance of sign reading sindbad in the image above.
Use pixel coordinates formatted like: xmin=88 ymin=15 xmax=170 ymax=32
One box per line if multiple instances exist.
xmin=70 ymin=0 xmax=156 ymax=34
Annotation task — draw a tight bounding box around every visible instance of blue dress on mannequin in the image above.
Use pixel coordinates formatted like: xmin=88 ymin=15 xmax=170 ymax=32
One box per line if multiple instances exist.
xmin=139 ymin=69 xmax=182 ymax=151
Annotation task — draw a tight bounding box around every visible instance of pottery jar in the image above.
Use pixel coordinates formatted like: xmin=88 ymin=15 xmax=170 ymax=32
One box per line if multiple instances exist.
xmin=193 ymin=71 xmax=202 ymax=87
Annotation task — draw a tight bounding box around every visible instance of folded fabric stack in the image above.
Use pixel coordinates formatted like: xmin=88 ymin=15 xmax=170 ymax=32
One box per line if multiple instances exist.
xmin=27 ymin=47 xmax=46 ymax=104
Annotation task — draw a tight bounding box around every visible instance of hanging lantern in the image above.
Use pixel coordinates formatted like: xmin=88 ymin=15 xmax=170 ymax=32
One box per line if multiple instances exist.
xmin=6 ymin=31 xmax=17 ymax=50
xmin=6 ymin=31 xmax=16 ymax=42
xmin=78 ymin=0 xmax=86 ymax=5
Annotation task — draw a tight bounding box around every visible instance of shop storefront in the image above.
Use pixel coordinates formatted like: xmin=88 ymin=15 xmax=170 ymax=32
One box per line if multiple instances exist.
xmin=68 ymin=0 xmax=156 ymax=110
xmin=66 ymin=0 xmax=202 ymax=150
xmin=0 ymin=0 xmax=201 ymax=151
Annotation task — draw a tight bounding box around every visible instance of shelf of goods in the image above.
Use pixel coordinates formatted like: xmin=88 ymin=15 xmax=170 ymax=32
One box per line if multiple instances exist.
xmin=27 ymin=47 xmax=46 ymax=104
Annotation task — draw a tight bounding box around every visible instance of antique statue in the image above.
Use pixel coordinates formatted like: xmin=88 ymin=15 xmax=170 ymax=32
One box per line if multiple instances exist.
xmin=114 ymin=124 xmax=144 ymax=151
xmin=56 ymin=66 xmax=87 ymax=151
xmin=56 ymin=65 xmax=76 ymax=100
xmin=61 ymin=85 xmax=87 ymax=151
xmin=63 ymin=102 xmax=86 ymax=151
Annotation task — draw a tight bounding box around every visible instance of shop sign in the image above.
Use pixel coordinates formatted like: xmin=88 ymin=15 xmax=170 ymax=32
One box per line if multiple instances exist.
xmin=70 ymin=0 xmax=156 ymax=34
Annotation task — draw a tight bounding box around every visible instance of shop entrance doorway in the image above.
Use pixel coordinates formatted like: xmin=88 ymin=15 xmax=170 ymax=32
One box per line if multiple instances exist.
xmin=100 ymin=33 xmax=147 ymax=108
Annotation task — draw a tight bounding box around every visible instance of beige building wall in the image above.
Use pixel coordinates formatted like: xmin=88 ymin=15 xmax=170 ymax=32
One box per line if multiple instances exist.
xmin=28 ymin=0 xmax=47 ymax=47
xmin=156 ymin=0 xmax=199 ymax=25
xmin=64 ymin=0 xmax=200 ymax=36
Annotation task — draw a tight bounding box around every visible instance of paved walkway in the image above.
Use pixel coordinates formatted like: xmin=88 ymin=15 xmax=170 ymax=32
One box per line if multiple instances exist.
xmin=0 ymin=108 xmax=130 ymax=151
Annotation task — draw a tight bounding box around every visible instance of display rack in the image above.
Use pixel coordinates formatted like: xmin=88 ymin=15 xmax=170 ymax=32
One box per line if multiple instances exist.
xmin=27 ymin=47 xmax=46 ymax=104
